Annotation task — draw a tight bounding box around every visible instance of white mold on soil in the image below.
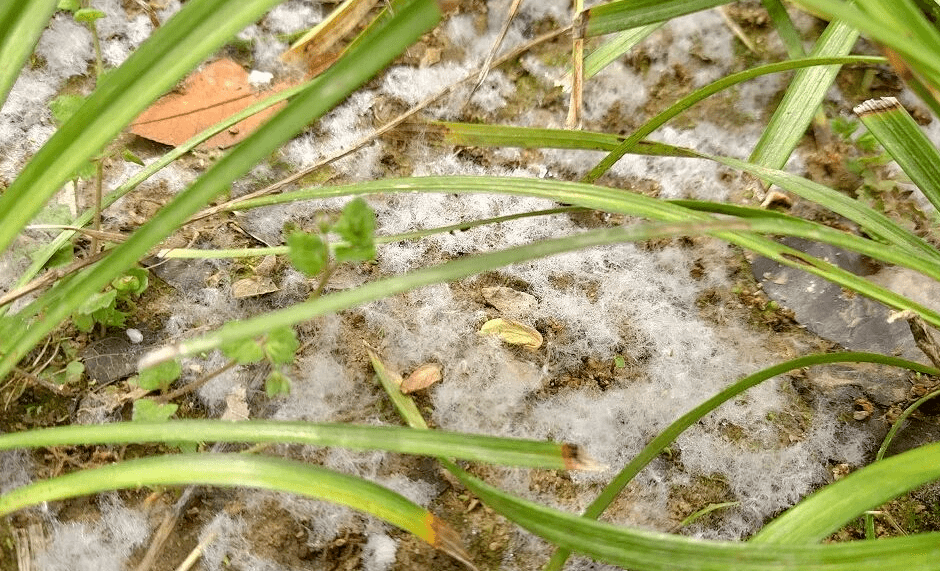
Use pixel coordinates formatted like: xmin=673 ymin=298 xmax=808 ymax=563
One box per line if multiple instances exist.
xmin=0 ymin=2 xmax=910 ymax=570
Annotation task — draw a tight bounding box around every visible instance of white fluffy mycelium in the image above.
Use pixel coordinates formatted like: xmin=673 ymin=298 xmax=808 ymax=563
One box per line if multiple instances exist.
xmin=2 ymin=1 xmax=886 ymax=569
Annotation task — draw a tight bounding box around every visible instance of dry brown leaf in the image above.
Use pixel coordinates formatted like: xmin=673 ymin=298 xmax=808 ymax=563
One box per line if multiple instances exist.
xmin=401 ymin=363 xmax=442 ymax=394
xmin=130 ymin=58 xmax=296 ymax=149
xmin=481 ymin=286 xmax=537 ymax=315
xmin=222 ymin=385 xmax=250 ymax=421
xmin=478 ymin=318 xmax=542 ymax=350
xmin=231 ymin=276 xmax=279 ymax=298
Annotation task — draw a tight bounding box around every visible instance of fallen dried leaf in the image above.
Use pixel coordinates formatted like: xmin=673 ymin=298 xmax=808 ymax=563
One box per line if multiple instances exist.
xmin=478 ymin=318 xmax=542 ymax=350
xmin=222 ymin=384 xmax=250 ymax=421
xmin=232 ymin=276 xmax=279 ymax=298
xmin=130 ymin=58 xmax=294 ymax=149
xmin=481 ymin=286 xmax=537 ymax=315
xmin=401 ymin=363 xmax=442 ymax=394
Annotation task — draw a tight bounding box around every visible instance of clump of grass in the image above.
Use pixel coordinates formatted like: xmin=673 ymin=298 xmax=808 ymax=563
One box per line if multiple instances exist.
xmin=2 ymin=0 xmax=940 ymax=569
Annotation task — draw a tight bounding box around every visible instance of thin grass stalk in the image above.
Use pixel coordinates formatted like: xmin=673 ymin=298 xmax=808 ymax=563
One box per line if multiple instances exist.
xmin=158 ymin=206 xmax=582 ymax=259
xmin=582 ymin=23 xmax=662 ymax=79
xmin=577 ymin=0 xmax=731 ymax=37
xmin=864 ymin=385 xmax=940 ymax=538
xmin=0 ymin=420 xmax=585 ymax=470
xmin=578 ymin=55 xmax=885 ymax=183
xmin=747 ymin=18 xmax=859 ymax=170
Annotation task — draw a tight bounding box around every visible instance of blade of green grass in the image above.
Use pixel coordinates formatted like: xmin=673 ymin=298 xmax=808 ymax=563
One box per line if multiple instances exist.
xmin=864 ymin=384 xmax=940 ymax=538
xmin=762 ymin=0 xmax=806 ymax=59
xmin=223 ymin=174 xmax=940 ymax=320
xmin=749 ymin=17 xmax=858 ymax=170
xmin=171 ymin=191 xmax=940 ymax=287
xmin=577 ymin=0 xmax=730 ymax=38
xmin=0 ymin=420 xmax=589 ymax=470
xmin=754 ymin=441 xmax=940 ymax=544
xmin=0 ymin=453 xmax=469 ymax=562
xmin=366 ymin=346 xmax=430 ymax=430
xmin=853 ymin=96 xmax=940 ymax=213
xmin=695 ymin=149 xmax=940 ymax=264
xmin=426 ymin=120 xmax=938 ymax=265
xmin=0 ymin=0 xmax=442 ymax=381
xmin=543 ymin=351 xmax=939 ymax=569
xmin=583 ymin=23 xmax=663 ymax=79
xmin=449 ymin=457 xmax=940 ymax=571
xmin=417 ymin=121 xmax=940 ymax=268
xmin=0 ymin=0 xmax=290 ymax=255
xmin=854 ymin=0 xmax=940 ymax=62
xmin=0 ymin=0 xmax=58 ymax=105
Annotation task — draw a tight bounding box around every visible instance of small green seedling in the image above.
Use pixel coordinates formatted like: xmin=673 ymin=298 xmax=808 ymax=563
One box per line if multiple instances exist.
xmin=132 ymin=398 xmax=178 ymax=422
xmin=71 ymin=267 xmax=149 ymax=332
xmin=287 ymin=197 xmax=377 ymax=279
xmin=136 ymin=359 xmax=182 ymax=392
xmin=220 ymin=325 xmax=299 ymax=396
xmin=333 ymin=197 xmax=376 ymax=262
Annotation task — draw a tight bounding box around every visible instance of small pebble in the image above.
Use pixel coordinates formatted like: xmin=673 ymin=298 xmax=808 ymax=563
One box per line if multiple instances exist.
xmin=126 ymin=328 xmax=143 ymax=344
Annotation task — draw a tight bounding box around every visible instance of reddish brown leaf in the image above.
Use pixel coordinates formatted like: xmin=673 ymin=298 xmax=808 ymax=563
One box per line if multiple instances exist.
xmin=129 ymin=58 xmax=295 ymax=149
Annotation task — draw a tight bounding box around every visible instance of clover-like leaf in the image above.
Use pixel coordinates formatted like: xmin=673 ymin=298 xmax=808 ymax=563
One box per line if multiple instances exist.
xmin=264 ymin=326 xmax=298 ymax=365
xmin=132 ymin=398 xmax=178 ymax=422
xmin=137 ymin=359 xmax=182 ymax=392
xmin=333 ymin=198 xmax=375 ymax=263
xmin=265 ymin=370 xmax=291 ymax=397
xmin=112 ymin=267 xmax=149 ymax=296
xmin=288 ymin=231 xmax=328 ymax=277
xmin=49 ymin=93 xmax=85 ymax=126
xmin=220 ymin=335 xmax=265 ymax=365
